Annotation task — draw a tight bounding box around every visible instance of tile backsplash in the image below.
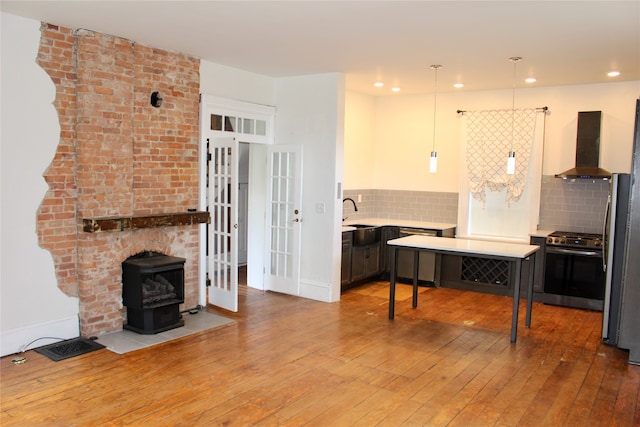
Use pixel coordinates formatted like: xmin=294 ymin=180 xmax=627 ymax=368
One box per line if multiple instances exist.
xmin=344 ymin=175 xmax=610 ymax=234
xmin=537 ymin=175 xmax=609 ymax=234
xmin=342 ymin=189 xmax=458 ymax=224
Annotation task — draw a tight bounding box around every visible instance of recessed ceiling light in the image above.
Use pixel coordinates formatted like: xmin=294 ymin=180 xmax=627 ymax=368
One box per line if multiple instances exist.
xmin=525 ymin=77 xmax=536 ymax=83
xmin=453 ymin=83 xmax=464 ymax=88
xmin=391 ymin=87 xmax=400 ymax=92
xmin=608 ymin=71 xmax=620 ymax=77
xmin=374 ymin=82 xmax=384 ymax=87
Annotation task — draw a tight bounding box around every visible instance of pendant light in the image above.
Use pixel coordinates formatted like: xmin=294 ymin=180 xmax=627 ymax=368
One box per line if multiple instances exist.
xmin=507 ymin=57 xmax=521 ymax=175
xmin=429 ymin=65 xmax=442 ymax=173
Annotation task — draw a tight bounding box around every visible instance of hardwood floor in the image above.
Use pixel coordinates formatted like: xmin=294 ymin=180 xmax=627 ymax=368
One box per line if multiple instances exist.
xmin=2 ymin=278 xmax=639 ymax=426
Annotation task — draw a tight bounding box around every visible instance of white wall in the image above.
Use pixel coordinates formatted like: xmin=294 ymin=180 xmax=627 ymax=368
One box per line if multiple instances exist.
xmin=274 ymin=73 xmax=344 ymax=302
xmin=1 ymin=12 xmax=79 ymax=356
xmin=346 ymin=81 xmax=640 ymax=192
xmin=344 ymin=91 xmax=376 ymax=189
xmin=200 ymin=61 xmax=275 ymax=107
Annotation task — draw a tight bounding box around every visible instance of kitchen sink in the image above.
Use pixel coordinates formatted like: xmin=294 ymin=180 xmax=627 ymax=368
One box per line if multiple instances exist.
xmin=350 ymin=224 xmax=381 ymax=246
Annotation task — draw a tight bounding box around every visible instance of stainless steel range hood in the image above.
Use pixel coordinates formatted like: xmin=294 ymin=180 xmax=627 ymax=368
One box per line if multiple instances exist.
xmin=556 ymin=111 xmax=611 ymax=180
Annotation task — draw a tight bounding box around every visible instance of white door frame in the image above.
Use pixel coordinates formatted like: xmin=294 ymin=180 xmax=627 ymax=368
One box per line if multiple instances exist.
xmin=198 ymin=95 xmax=275 ymax=307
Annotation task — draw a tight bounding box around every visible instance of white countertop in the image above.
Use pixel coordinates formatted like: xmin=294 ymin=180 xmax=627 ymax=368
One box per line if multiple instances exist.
xmin=343 ymin=217 xmax=457 ymax=231
xmin=387 ymin=235 xmax=540 ymax=259
xmin=343 ymin=217 xmax=553 ymax=241
xmin=530 ymin=229 xmax=554 ymax=238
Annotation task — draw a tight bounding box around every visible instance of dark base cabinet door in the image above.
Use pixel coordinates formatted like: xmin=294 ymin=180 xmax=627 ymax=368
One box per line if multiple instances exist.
xmin=341 ymin=232 xmax=352 ymax=286
xmin=351 ymin=242 xmax=381 ymax=283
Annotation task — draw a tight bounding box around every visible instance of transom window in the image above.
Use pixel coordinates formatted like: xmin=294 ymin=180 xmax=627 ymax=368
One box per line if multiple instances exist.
xmin=202 ymin=96 xmax=275 ymax=145
xmin=210 ymin=114 xmax=268 ymax=137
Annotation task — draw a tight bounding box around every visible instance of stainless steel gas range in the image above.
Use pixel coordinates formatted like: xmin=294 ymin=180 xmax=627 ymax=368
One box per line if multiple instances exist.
xmin=543 ymin=231 xmax=605 ymax=311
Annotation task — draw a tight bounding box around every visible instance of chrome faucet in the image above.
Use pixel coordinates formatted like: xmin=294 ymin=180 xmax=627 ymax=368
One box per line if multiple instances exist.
xmin=342 ymin=197 xmax=358 ymax=221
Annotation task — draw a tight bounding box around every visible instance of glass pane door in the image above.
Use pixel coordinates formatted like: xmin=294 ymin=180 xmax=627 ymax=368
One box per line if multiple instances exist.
xmin=265 ymin=145 xmax=302 ymax=295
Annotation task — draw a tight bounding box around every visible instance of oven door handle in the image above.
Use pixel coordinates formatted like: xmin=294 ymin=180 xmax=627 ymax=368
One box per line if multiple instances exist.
xmin=546 ymin=247 xmax=602 ymax=257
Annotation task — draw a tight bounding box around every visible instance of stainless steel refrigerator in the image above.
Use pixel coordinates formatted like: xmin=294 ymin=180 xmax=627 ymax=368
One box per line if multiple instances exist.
xmin=602 ymin=98 xmax=640 ymax=365
xmin=602 ymin=173 xmax=630 ymax=346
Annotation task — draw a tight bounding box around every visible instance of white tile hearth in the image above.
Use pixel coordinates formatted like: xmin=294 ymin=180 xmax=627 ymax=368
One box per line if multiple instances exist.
xmin=96 ymin=311 xmax=234 ymax=354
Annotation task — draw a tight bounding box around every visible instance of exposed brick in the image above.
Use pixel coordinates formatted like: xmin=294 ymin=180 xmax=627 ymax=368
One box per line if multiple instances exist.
xmin=37 ymin=23 xmax=201 ymax=336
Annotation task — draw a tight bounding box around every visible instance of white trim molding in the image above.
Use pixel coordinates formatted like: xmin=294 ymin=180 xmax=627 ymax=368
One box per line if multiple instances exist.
xmin=0 ymin=315 xmax=80 ymax=357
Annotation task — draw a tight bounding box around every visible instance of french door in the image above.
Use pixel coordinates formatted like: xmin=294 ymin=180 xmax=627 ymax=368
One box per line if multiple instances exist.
xmin=207 ymin=137 xmax=238 ymax=312
xmin=198 ymin=95 xmax=277 ymax=310
xmin=264 ymin=145 xmax=303 ymax=295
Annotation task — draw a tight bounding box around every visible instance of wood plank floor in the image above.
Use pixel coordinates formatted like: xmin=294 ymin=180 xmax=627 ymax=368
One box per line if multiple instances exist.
xmin=2 ymin=278 xmax=639 ymax=426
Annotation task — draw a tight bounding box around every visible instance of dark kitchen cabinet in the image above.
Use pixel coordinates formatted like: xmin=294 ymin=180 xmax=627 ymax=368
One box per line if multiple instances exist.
xmin=341 ymin=232 xmax=353 ymax=287
xmin=529 ymin=236 xmax=546 ymax=295
xmin=350 ymin=241 xmax=381 ymax=283
xmin=381 ymin=226 xmax=400 ymax=274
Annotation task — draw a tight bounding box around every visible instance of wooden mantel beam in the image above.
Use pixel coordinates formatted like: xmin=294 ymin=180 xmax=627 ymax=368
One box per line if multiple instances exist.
xmin=82 ymin=211 xmax=210 ymax=233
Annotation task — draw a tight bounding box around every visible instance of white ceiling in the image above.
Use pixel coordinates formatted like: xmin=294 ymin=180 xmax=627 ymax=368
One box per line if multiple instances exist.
xmin=2 ymin=1 xmax=639 ymax=96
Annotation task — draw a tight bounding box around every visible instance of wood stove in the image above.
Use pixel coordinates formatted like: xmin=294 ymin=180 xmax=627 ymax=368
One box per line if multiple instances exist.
xmin=122 ymin=251 xmax=186 ymax=334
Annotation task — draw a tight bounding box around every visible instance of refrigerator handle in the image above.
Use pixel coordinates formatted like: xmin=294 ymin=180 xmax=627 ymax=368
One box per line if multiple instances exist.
xmin=602 ymin=193 xmax=611 ymax=272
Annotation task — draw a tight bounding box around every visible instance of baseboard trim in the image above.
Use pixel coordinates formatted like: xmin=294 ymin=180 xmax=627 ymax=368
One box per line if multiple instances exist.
xmin=0 ymin=315 xmax=79 ymax=357
xmin=299 ymin=279 xmax=339 ymax=303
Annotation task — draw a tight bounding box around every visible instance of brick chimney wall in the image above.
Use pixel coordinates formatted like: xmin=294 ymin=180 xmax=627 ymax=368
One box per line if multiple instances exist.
xmin=36 ymin=23 xmax=201 ymax=336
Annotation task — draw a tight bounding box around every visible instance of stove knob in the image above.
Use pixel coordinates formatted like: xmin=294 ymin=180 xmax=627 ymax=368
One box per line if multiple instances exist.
xmin=594 ymin=241 xmax=602 ymax=247
xmin=546 ymin=237 xmax=553 ymax=244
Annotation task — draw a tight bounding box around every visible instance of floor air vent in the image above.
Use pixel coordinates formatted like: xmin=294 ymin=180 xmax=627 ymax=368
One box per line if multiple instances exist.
xmin=35 ymin=337 xmax=105 ymax=361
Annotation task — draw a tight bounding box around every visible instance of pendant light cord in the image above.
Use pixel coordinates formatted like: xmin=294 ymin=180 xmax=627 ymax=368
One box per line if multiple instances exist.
xmin=432 ymin=65 xmax=439 ymax=153
xmin=509 ymin=57 xmax=521 ymax=152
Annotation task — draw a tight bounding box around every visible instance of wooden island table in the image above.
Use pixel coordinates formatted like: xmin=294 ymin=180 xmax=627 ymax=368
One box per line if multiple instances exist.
xmin=387 ymin=235 xmax=540 ymax=343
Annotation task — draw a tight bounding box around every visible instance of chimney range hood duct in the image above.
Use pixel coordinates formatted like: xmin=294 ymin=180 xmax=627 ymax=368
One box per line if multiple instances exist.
xmin=556 ymin=111 xmax=611 ymax=179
